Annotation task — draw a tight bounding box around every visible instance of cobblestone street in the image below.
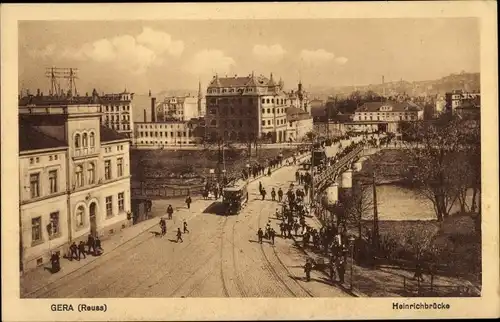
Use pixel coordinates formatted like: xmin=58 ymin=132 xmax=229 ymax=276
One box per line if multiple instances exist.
xmin=21 ymin=162 xmax=350 ymax=298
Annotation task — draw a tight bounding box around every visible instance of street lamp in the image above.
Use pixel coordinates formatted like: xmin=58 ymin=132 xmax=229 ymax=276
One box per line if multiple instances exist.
xmin=348 ymin=235 xmax=356 ymax=291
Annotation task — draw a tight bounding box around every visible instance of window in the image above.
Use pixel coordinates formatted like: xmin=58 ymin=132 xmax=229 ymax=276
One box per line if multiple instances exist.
xmin=49 ymin=212 xmax=59 ymax=237
xmin=268 ymin=120 xmax=271 ymax=125
xmin=262 ymin=121 xmax=265 ymax=126
xmin=82 ymin=133 xmax=88 ymax=147
xmin=261 ymin=108 xmax=265 ymax=114
xmin=271 ymin=99 xmax=274 ymax=103
xmin=49 ymin=170 xmax=58 ymax=194
xmin=76 ymin=206 xmax=85 ymax=228
xmin=90 ymin=132 xmax=95 ymax=147
xmin=75 ymin=165 xmax=84 ymax=187
xmin=75 ymin=134 xmax=81 ymax=148
xmin=31 ymin=217 xmax=42 ymax=243
xmin=29 ymin=158 xmax=34 ymax=165
xmin=118 ymin=192 xmax=124 ymax=211
xmin=106 ymin=196 xmax=113 ymax=217
xmin=87 ymin=162 xmax=95 ymax=184
xmin=29 ymin=173 xmax=40 ymax=198
xmin=104 ymin=160 xmax=111 ymax=180
xmin=267 ymin=99 xmax=270 ymax=104
xmin=267 ymin=108 xmax=270 ymax=114
xmin=262 ymin=99 xmax=265 ymax=104
xmin=117 ymin=158 xmax=123 ymax=177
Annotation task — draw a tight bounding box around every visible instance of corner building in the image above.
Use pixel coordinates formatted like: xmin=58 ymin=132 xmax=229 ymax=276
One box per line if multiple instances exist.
xmin=19 ymin=96 xmax=131 ymax=272
xmin=205 ymin=73 xmax=290 ymax=143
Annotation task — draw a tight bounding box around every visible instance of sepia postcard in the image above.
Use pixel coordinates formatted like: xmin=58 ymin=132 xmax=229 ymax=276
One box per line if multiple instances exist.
xmin=1 ymin=1 xmax=499 ymax=321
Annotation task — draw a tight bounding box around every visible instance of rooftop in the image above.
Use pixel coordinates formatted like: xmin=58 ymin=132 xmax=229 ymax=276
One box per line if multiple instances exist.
xmin=287 ymin=106 xmax=312 ymax=121
xmin=19 ymin=122 xmax=67 ymax=152
xmin=100 ymin=125 xmax=130 ymax=142
xmin=207 ymin=74 xmax=278 ymax=88
xmin=356 ymin=101 xmax=422 ymax=113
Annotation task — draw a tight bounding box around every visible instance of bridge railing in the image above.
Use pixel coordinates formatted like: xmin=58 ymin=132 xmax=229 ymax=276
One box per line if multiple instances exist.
xmin=314 ymin=144 xmax=365 ymax=191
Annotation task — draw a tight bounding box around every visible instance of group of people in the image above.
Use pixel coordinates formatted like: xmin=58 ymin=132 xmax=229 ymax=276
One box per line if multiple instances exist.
xmin=257 ymin=220 xmax=277 ymax=245
xmin=68 ymin=234 xmax=103 ymax=261
xmin=159 ymin=217 xmax=190 ymax=243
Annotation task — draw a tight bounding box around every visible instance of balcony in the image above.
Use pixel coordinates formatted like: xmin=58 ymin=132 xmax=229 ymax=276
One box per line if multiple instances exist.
xmin=73 ymin=147 xmax=98 ymax=159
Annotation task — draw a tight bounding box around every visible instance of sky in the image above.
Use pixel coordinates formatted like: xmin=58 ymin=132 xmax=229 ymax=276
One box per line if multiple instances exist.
xmin=18 ymin=18 xmax=479 ymax=95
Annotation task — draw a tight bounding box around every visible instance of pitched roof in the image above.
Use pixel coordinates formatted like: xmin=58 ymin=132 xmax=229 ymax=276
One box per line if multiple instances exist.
xmin=207 ymin=74 xmax=274 ymax=88
xmin=19 ymin=122 xmax=67 ymax=152
xmin=100 ymin=125 xmax=129 ymax=142
xmin=357 ymin=101 xmax=422 ymax=113
xmin=287 ymin=107 xmax=311 ymax=121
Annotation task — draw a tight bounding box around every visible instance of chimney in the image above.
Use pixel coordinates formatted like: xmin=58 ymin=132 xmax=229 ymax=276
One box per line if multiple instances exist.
xmin=144 ymin=109 xmax=147 ymax=122
xmin=151 ymin=97 xmax=157 ymax=122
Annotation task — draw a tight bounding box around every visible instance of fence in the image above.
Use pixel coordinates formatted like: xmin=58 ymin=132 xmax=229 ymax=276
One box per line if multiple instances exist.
xmin=402 ymin=275 xmax=476 ymax=297
xmin=131 ymin=184 xmax=205 ymax=199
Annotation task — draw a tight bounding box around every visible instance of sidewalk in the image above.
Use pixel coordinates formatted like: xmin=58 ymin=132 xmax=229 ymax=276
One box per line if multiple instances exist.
xmin=20 ymin=197 xmax=206 ymax=297
xmin=21 ymin=150 xmax=311 ymax=297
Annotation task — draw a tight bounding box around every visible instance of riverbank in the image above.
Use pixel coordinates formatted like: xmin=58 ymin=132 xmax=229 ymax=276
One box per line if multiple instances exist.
xmin=356 ymin=149 xmax=408 ymax=184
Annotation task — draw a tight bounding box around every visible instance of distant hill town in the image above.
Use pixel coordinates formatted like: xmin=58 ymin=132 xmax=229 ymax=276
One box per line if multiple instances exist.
xmin=308 ymin=72 xmax=480 ymax=100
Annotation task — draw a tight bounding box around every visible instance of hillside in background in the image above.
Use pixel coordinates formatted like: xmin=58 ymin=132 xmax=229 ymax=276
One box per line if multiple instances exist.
xmin=309 ymin=72 xmax=480 ymax=100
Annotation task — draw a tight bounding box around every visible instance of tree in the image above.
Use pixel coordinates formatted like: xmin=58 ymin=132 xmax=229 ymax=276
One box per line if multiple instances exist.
xmin=344 ymin=181 xmax=374 ymax=239
xmin=401 ymin=117 xmax=465 ymax=221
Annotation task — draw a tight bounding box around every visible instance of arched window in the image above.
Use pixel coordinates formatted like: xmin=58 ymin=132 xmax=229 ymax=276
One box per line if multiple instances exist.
xmin=75 ymin=134 xmax=81 ymax=148
xmin=266 ymin=99 xmax=270 ymax=104
xmin=90 ymin=132 xmax=95 ymax=147
xmin=87 ymin=162 xmax=95 ymax=184
xmin=76 ymin=205 xmax=85 ymax=228
xmin=82 ymin=133 xmax=88 ymax=147
xmin=75 ymin=165 xmax=84 ymax=187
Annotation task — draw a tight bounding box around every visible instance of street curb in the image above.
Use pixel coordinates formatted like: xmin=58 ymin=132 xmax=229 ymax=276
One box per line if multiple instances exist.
xmin=289 ymin=234 xmax=365 ymax=297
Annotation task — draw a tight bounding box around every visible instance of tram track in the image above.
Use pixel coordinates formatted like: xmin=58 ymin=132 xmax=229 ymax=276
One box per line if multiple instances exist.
xmin=124 ymin=217 xmax=228 ymax=297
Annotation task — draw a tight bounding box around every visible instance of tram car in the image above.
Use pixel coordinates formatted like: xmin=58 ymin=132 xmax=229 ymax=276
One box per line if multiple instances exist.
xmin=222 ymin=180 xmax=249 ymax=215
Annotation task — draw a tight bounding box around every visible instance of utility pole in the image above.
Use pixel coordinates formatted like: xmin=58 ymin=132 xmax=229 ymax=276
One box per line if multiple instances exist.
xmin=372 ymin=172 xmax=379 ymax=264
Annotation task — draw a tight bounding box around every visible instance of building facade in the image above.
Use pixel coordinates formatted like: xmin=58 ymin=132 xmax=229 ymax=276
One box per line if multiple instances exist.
xmin=19 ymin=98 xmax=132 ymax=272
xmin=346 ymin=101 xmax=423 ymax=133
xmin=286 ymin=107 xmax=314 ymax=142
xmin=133 ymin=120 xmax=201 ymax=147
xmin=445 ymin=90 xmax=480 ymax=116
xmin=99 ymin=90 xmax=135 ymax=139
xmin=205 ymin=73 xmax=291 ymax=143
xmin=159 ymin=96 xmax=200 ymax=121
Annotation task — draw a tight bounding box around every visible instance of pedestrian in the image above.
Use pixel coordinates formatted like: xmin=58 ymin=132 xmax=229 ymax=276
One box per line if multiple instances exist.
xmin=95 ymin=236 xmax=103 ymax=255
xmin=295 ymin=171 xmax=300 ymax=182
xmin=160 ymin=218 xmax=166 ymax=236
xmin=278 ymin=188 xmax=283 ymax=202
xmin=337 ymin=257 xmax=346 ymax=284
xmin=51 ymin=252 xmax=61 ymax=273
xmin=329 ymin=256 xmax=337 ymax=282
xmin=185 ymin=195 xmax=192 ymax=209
xmin=267 ymin=168 xmax=272 ymax=176
xmin=176 ymin=228 xmax=183 ymax=243
xmin=167 ymin=205 xmax=174 ymax=220
xmin=259 ymin=181 xmax=263 ymax=194
xmin=261 ymin=188 xmax=267 ymax=201
xmin=270 ymin=228 xmax=276 ymax=245
xmin=183 ymin=220 xmax=189 ymax=233
xmin=87 ymin=234 xmax=95 ymax=255
xmin=78 ymin=241 xmax=86 ymax=260
xmin=257 ymin=228 xmax=264 ymax=244
xmin=69 ymin=242 xmax=78 ymax=261
xmin=279 ymin=222 xmax=285 ymax=237
xmin=304 ymin=259 xmax=313 ymax=282
xmin=294 ymin=222 xmax=300 ymax=236
xmin=271 ymin=188 xmax=276 ymax=201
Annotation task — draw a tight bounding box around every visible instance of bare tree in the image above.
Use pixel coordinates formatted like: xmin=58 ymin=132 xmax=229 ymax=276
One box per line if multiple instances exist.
xmin=401 ymin=116 xmax=465 ymax=221
xmin=344 ymin=181 xmax=374 ymax=239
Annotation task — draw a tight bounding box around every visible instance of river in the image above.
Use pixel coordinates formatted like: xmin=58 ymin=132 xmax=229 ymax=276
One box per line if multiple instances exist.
xmin=362 ymin=184 xmax=479 ymax=221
